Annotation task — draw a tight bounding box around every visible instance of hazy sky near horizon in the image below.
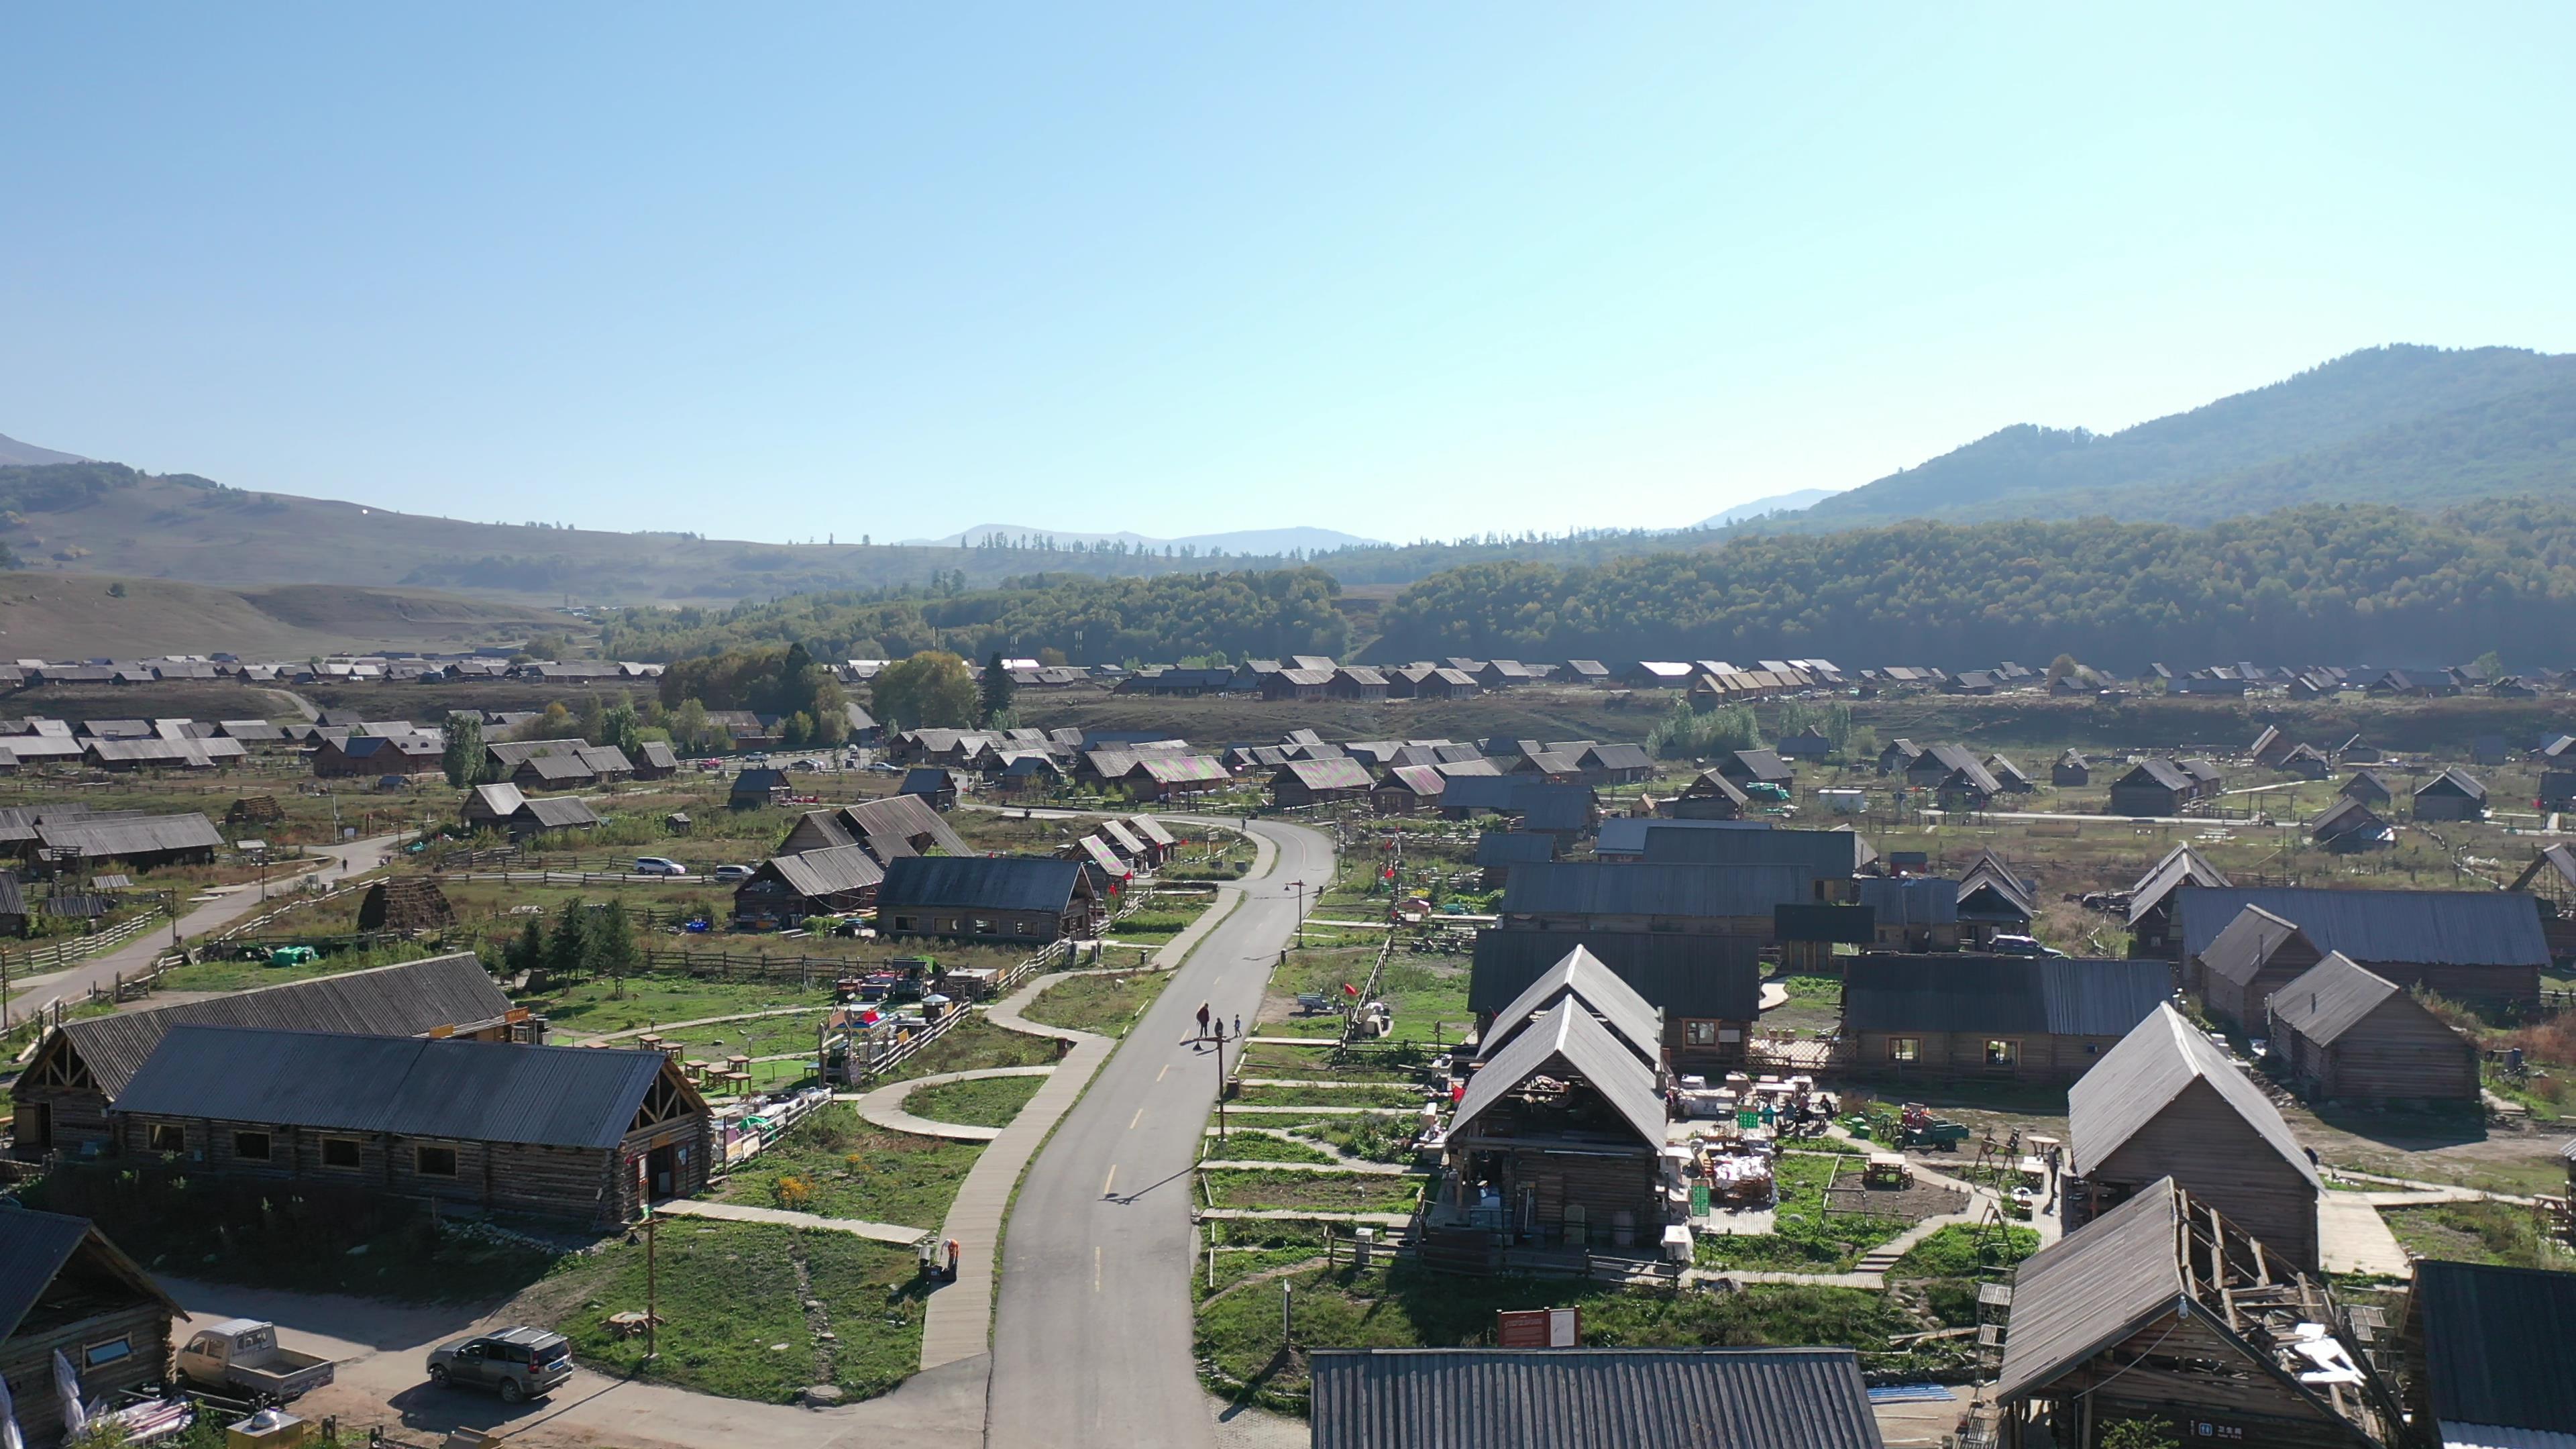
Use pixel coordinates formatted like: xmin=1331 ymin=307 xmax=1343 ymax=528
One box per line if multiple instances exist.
xmin=5 ymin=6 xmax=2573 ymax=545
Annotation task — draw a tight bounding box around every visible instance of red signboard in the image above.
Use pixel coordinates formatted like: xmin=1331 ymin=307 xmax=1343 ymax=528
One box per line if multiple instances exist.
xmin=1495 ymin=1307 xmax=1580 ymax=1348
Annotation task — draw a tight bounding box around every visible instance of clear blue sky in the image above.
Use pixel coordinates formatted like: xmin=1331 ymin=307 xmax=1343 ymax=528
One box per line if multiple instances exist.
xmin=5 ymin=6 xmax=2572 ymax=544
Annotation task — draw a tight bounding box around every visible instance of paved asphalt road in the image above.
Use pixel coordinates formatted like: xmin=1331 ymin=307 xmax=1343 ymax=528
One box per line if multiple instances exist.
xmin=988 ymin=818 xmax=1335 ymax=1449
xmin=3 ymin=830 xmax=405 ymax=1024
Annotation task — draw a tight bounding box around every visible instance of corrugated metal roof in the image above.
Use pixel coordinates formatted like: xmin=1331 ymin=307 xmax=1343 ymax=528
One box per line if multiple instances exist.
xmin=1641 ymin=825 xmax=1875 ymax=873
xmin=1126 ymin=814 xmax=1176 ymax=847
xmin=1452 ymin=999 xmax=1665 ymax=1149
xmin=2069 ymin=1004 xmax=2316 ymax=1185
xmin=1379 ymin=764 xmax=1447 ymax=796
xmin=2176 ymin=886 xmax=2548 ymax=969
xmin=1994 ymin=1179 xmax=2190 ymax=1400
xmin=2413 ymin=1260 xmax=2576 ymax=1435
xmin=1580 ymin=743 xmax=1654 ymax=772
xmin=879 ymin=855 xmax=1085 ymax=914
xmin=1473 ymin=832 xmax=1558 ymax=867
xmin=2267 ymin=953 xmax=2406 ymax=1046
xmin=1843 ymin=957 xmax=2169 ymax=1037
xmin=1595 ymin=816 xmax=1771 ymax=856
xmin=1474 ymin=944 xmax=1665 ymax=1067
xmin=765 ymin=844 xmax=886 ymax=898
xmin=1504 ymin=862 xmax=1813 ymax=920
xmin=525 ymin=796 xmax=600 ymax=828
xmin=56 ymin=951 xmax=513 ymax=1095
xmin=1854 ymin=875 xmax=1959 ymax=926
xmin=116 ymin=1024 xmax=683 ymax=1149
xmin=38 ymin=811 xmax=224 ymax=858
xmin=1470 ymin=929 xmax=1761 ymax=1021
xmin=1309 ymin=1346 xmax=1882 ymax=1449
xmin=1956 ymin=853 xmax=2035 ymax=920
xmin=2115 ymin=758 xmax=2195 ymax=794
xmin=1277 ymin=757 xmax=1374 ymax=792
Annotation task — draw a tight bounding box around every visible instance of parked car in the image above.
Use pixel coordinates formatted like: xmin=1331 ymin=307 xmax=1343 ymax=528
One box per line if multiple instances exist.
xmin=634 ymin=857 xmax=689 ymax=877
xmin=866 ymin=760 xmax=902 ymax=773
xmin=713 ymin=863 xmax=754 ymax=882
xmin=177 ymin=1320 xmax=335 ymax=1403
xmin=790 ymin=758 xmax=818 ymax=771
xmin=1987 ymin=933 xmax=2067 ymax=959
xmin=427 ymin=1326 xmax=575 ymax=1403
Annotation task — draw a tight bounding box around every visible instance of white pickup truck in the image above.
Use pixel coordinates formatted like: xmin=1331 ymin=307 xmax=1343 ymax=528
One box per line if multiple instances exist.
xmin=176 ymin=1320 xmax=335 ymax=1403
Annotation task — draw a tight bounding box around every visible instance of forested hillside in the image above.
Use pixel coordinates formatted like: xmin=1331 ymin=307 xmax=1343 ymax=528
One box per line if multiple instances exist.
xmin=1363 ymin=500 xmax=2576 ymax=667
xmin=597 ymin=568 xmax=1350 ymax=665
xmin=1798 ymin=345 xmax=2576 ymax=527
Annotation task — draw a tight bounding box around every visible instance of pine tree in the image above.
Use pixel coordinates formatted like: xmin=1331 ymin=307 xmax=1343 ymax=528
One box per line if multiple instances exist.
xmin=980 ymin=650 xmax=1018 ymax=725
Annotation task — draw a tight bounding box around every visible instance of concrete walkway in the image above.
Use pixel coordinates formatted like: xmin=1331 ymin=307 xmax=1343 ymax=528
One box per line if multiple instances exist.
xmin=2318 ymin=1189 xmax=2414 ymax=1277
xmin=649 ymin=1196 xmax=929 ymax=1246
xmin=853 ymin=1065 xmax=1057 ymax=1142
xmin=915 ymin=869 xmax=1249 ymax=1373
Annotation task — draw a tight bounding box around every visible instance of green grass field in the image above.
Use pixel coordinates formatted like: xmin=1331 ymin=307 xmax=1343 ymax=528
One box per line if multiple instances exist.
xmin=717 ymin=1106 xmax=984 ymax=1229
xmin=906 ymin=1073 xmax=1046 ymax=1128
xmin=1199 ymin=1169 xmax=1424 ymax=1215
xmin=1021 ymin=970 xmax=1174 ymax=1036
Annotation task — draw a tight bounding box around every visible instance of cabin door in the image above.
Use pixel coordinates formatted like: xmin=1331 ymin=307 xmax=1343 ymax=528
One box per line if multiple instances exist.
xmin=648 ymin=1142 xmax=679 ymax=1197
xmin=22 ymin=1102 xmax=50 ymax=1150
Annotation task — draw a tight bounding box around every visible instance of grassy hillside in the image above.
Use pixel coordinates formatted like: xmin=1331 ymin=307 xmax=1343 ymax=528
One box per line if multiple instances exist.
xmin=0 ymin=572 xmax=565 ymax=658
xmin=1799 ymin=345 xmax=2576 ymax=527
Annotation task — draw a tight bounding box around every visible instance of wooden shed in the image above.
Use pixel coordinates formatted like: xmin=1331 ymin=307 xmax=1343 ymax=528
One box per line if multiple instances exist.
xmin=2173 ymin=885 xmax=2548 ymax=1008
xmin=2194 ymin=903 xmax=2322 ymax=1028
xmin=2267 ymin=953 xmax=2479 ymax=1105
xmin=1438 ymin=998 xmax=1666 ymax=1246
xmin=2068 ymin=1004 xmax=2321 ymax=1269
xmin=1843 ymin=955 xmax=2171 ymax=1085
xmin=1669 ymin=769 xmax=1750 ymax=820
xmin=0 ymin=1212 xmax=184 ymax=1449
xmin=107 ymin=1024 xmax=709 ymax=1226
xmin=732 ymin=845 xmax=885 ymax=928
xmin=2412 ymin=767 xmax=2488 ymax=822
xmin=2123 ymin=844 xmax=2232 ymax=959
xmin=1270 ymin=757 xmax=1373 ymax=808
xmin=876 ymin=855 xmax=1100 ymax=943
xmin=2050 ymin=749 xmax=2090 ymax=788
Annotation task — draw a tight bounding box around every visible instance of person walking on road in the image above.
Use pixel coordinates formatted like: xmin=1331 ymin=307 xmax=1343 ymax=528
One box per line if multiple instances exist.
xmin=1195 ymin=1001 xmax=1211 ymax=1049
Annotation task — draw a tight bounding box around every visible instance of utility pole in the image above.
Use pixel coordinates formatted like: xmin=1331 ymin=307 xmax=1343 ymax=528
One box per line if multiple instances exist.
xmin=1212 ymin=1019 xmax=1228 ymax=1145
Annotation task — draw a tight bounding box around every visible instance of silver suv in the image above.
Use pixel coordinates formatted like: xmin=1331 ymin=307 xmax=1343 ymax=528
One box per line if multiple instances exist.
xmin=427 ymin=1326 xmax=574 ymax=1403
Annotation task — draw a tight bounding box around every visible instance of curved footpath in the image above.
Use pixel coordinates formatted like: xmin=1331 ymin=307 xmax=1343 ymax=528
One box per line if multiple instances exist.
xmin=987 ymin=818 xmax=1331 ymax=1449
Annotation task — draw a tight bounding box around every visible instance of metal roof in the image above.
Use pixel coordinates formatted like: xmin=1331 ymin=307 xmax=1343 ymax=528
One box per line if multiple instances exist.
xmin=841 ymin=794 xmax=970 ymax=861
xmin=1721 ymin=749 xmax=1793 ymax=783
xmin=1470 ymin=929 xmax=1762 ymax=1021
xmin=2419 ymin=766 xmax=2488 ymax=802
xmin=1854 ymin=875 xmax=1959 ymax=926
xmin=2114 ymin=758 xmax=2196 ymax=794
xmin=115 ymin=1024 xmax=686 ymax=1149
xmin=2068 ymin=1004 xmax=2316 ymax=1186
xmin=879 ymin=855 xmax=1087 ymax=914
xmin=2412 ymin=1260 xmax=2576 ymax=1436
xmin=1956 ymin=853 xmax=2035 ymax=921
xmin=1379 ymin=764 xmax=1447 ymax=796
xmin=1579 ymin=743 xmax=1654 ymax=772
xmin=1842 ymin=956 xmax=2169 ymax=1037
xmin=53 ymin=951 xmax=516 ymax=1096
xmin=2126 ymin=844 xmax=2233 ymax=924
xmin=1595 ymin=816 xmax=1770 ymax=857
xmin=1472 ymin=832 xmax=1558 ymax=867
xmin=1640 ymin=825 xmax=1875 ymax=873
xmin=2198 ymin=904 xmax=2308 ymax=989
xmin=2267 ymin=953 xmax=2417 ymax=1047
xmin=1504 ymin=862 xmax=1814 ymax=920
xmin=2175 ymin=886 xmax=2548 ymax=969
xmin=1994 ymin=1179 xmax=2192 ymax=1401
xmin=525 ymin=796 xmax=600 ymax=828
xmin=1451 ymin=998 xmax=1666 ymax=1149
xmin=1126 ymin=814 xmax=1176 ymax=847
xmin=1474 ymin=944 xmax=1665 ymax=1068
xmin=0 ymin=1208 xmax=181 ymax=1344
xmin=1309 ymin=1346 xmax=1883 ymax=1449
xmin=38 ymin=812 xmax=224 ymax=859
xmin=763 ymin=844 xmax=886 ymax=899
xmin=1277 ymin=757 xmax=1374 ymax=792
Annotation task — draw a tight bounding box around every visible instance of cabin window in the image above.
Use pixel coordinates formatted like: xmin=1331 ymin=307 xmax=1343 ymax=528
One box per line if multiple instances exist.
xmin=321 ymin=1138 xmax=363 ymax=1169
xmin=416 ymin=1144 xmax=460 ymax=1177
xmin=148 ymin=1124 xmax=185 ymax=1154
xmin=1888 ymin=1038 xmax=1919 ymax=1063
xmin=83 ymin=1336 xmax=133 ymax=1370
xmin=1684 ymin=1020 xmax=1719 ymax=1046
xmin=975 ymin=918 xmax=996 ymax=935
xmin=1985 ymin=1039 xmax=2019 ymax=1066
xmin=233 ymin=1131 xmax=272 ymax=1161
xmin=892 ymin=916 xmax=915 ymax=932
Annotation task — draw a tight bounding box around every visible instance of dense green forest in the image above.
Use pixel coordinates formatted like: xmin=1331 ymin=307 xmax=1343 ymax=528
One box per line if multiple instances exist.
xmin=1796 ymin=345 xmax=2576 ymax=527
xmin=597 ymin=568 xmax=1350 ymax=664
xmin=1363 ymin=500 xmax=2576 ymax=666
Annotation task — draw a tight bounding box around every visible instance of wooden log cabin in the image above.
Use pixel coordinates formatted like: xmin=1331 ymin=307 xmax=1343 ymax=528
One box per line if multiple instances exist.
xmin=2123 ymin=844 xmax=2231 ymax=959
xmin=2174 ymin=885 xmax=2548 ymax=1008
xmin=2194 ymin=904 xmax=2322 ymax=1028
xmin=2267 ymin=953 xmax=2480 ymax=1105
xmin=1439 ymin=998 xmax=1669 ymax=1248
xmin=1842 ymin=955 xmax=2172 ymax=1085
xmin=2068 ymin=1004 xmax=2322 ymax=1269
xmin=875 ymin=855 xmax=1100 ymax=944
xmin=11 ymin=952 xmax=527 ymax=1159
xmin=1993 ymin=1177 xmax=2398 ymax=1448
xmin=107 ymin=1024 xmax=710 ymax=1226
xmin=0 ymin=1212 xmax=184 ymax=1449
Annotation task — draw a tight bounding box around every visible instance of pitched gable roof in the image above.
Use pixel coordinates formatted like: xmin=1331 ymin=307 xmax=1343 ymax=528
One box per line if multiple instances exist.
xmin=2268 ymin=953 xmax=2417 ymax=1046
xmin=2198 ymin=904 xmax=2310 ymax=989
xmin=2176 ymin=887 xmax=2548 ymax=969
xmin=1843 ymin=956 xmax=2171 ymax=1038
xmin=1994 ymin=1179 xmax=2194 ymax=1401
xmin=1473 ymin=943 xmax=1664 ymax=1067
xmin=2070 ymin=1004 xmax=2316 ymax=1187
xmin=1452 ymin=999 xmax=1664 ymax=1148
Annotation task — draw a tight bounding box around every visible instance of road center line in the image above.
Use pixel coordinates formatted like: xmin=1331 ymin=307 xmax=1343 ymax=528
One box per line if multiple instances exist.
xmin=1156 ymin=1063 xmax=1169 ymax=1082
xmin=1128 ymin=1106 xmax=1145 ymax=1130
xmin=1094 ymin=1244 xmax=1103 ymax=1293
xmin=1102 ymin=1163 xmax=1118 ymax=1197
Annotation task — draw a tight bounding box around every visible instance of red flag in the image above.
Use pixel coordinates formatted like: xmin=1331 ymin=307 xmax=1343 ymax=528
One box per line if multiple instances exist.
xmin=1342 ymin=982 xmax=1358 ymax=996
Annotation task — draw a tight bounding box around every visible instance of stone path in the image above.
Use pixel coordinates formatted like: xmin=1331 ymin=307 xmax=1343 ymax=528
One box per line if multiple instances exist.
xmin=851 ymin=1065 xmax=1058 ymax=1142
xmin=649 ymin=1195 xmax=928 ymax=1246
xmin=916 ymin=869 xmax=1249 ymax=1373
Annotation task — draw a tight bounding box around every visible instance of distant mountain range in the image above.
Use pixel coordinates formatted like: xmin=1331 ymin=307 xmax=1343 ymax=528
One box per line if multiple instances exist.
xmin=899 ymin=523 xmax=1382 ymax=554
xmin=1798 ymin=344 xmax=2576 ymax=527
xmin=1697 ymin=488 xmax=1839 ymax=528
xmin=0 ymin=432 xmax=86 ymax=468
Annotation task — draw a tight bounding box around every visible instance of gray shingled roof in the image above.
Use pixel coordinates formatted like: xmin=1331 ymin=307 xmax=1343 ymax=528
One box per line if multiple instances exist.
xmin=1452 ymin=998 xmax=1665 ymax=1149
xmin=1473 ymin=944 xmax=1664 ymax=1067
xmin=1843 ymin=956 xmax=2171 ymax=1038
xmin=2069 ymin=1004 xmax=2316 ymax=1187
xmin=114 ymin=1024 xmax=683 ymax=1149
xmin=1468 ymin=930 xmax=1762 ymax=1022
xmin=52 ymin=951 xmax=513 ymax=1096
xmin=2175 ymin=886 xmax=2547 ymax=969
xmin=1309 ymin=1347 xmax=1882 ymax=1449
